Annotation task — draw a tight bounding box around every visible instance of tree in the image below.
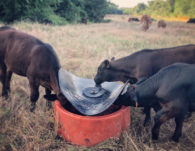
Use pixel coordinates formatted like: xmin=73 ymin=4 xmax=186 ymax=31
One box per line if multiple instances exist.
xmin=0 ymin=0 xmax=66 ymax=24
xmin=131 ymin=0 xmax=195 ymax=18
xmin=188 ymin=0 xmax=195 ymax=17
xmin=122 ymin=8 xmax=134 ymax=15
xmin=174 ymin=0 xmax=190 ymax=16
xmin=84 ymin=0 xmax=108 ymax=22
xmin=0 ymin=0 xmax=28 ymax=23
xmin=0 ymin=0 xmax=108 ymax=24
xmin=106 ymin=2 xmax=123 ymax=14
xmin=55 ymin=0 xmax=86 ymax=23
xmin=134 ymin=3 xmax=147 ymax=14
xmin=166 ymin=0 xmax=175 ymax=13
xmin=174 ymin=0 xmax=195 ymax=17
xmin=146 ymin=0 xmax=171 ymax=16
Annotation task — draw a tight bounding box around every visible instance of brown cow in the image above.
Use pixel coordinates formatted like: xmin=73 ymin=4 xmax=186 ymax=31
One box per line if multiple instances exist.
xmin=140 ymin=15 xmax=152 ymax=31
xmin=158 ymin=20 xmax=166 ymax=28
xmin=0 ymin=26 xmax=65 ymax=111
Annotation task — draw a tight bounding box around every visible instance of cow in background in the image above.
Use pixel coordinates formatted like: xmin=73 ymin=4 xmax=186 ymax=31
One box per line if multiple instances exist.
xmin=128 ymin=17 xmax=139 ymax=22
xmin=158 ymin=20 xmax=166 ymax=28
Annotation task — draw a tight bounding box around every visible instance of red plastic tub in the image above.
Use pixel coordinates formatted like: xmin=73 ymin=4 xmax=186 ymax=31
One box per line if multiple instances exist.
xmin=54 ymin=100 xmax=130 ymax=147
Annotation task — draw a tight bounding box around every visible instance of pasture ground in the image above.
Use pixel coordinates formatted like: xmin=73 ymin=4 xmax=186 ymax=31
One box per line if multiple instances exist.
xmin=0 ymin=15 xmax=195 ymax=151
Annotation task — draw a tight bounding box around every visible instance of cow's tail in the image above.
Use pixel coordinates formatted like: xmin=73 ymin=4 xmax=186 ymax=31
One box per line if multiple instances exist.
xmin=50 ymin=69 xmax=66 ymax=105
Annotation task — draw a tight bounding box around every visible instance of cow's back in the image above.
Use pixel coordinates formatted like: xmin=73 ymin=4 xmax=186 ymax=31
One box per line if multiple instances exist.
xmin=134 ymin=44 xmax=195 ymax=78
xmin=152 ymin=63 xmax=195 ymax=99
xmin=0 ymin=27 xmax=15 ymax=58
xmin=0 ymin=28 xmax=60 ymax=77
xmin=135 ymin=63 xmax=195 ymax=103
xmin=0 ymin=27 xmax=40 ymax=59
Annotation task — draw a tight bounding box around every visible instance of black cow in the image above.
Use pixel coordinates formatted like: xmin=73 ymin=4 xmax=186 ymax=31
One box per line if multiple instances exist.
xmin=0 ymin=26 xmax=65 ymax=111
xmin=128 ymin=17 xmax=139 ymax=22
xmin=187 ymin=18 xmax=195 ymax=23
xmin=123 ymin=63 xmax=195 ymax=142
xmin=94 ymin=44 xmax=195 ymax=126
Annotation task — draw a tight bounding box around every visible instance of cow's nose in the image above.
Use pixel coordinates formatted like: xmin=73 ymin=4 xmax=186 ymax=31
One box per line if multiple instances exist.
xmin=94 ymin=77 xmax=101 ymax=85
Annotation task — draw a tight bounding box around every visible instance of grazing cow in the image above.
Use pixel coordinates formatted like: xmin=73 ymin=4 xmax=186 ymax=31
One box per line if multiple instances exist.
xmin=128 ymin=17 xmax=139 ymax=22
xmin=0 ymin=26 xmax=65 ymax=111
xmin=158 ymin=20 xmax=166 ymax=28
xmin=94 ymin=44 xmax=195 ymax=126
xmin=140 ymin=15 xmax=152 ymax=31
xmin=187 ymin=18 xmax=195 ymax=23
xmin=125 ymin=63 xmax=195 ymax=142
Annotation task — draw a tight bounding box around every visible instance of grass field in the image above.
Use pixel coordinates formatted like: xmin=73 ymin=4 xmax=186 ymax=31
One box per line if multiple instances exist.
xmin=0 ymin=15 xmax=195 ymax=151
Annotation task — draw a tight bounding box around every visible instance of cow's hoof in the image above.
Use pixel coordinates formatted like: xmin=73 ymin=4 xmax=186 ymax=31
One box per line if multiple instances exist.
xmin=152 ymin=134 xmax=158 ymax=140
xmin=30 ymin=104 xmax=36 ymax=112
xmin=143 ymin=120 xmax=151 ymax=127
xmin=172 ymin=135 xmax=179 ymax=142
xmin=2 ymin=93 xmax=9 ymax=100
xmin=185 ymin=112 xmax=192 ymax=119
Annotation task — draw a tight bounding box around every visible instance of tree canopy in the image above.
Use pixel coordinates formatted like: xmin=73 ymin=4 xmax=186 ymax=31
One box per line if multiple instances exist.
xmin=123 ymin=0 xmax=195 ymax=18
xmin=0 ymin=0 xmax=108 ymax=24
xmin=0 ymin=0 xmax=194 ymax=24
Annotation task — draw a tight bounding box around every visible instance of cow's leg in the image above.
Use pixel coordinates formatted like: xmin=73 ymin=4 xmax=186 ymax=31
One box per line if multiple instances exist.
xmin=143 ymin=100 xmax=162 ymax=127
xmin=172 ymin=105 xmax=187 ymax=142
xmin=0 ymin=64 xmax=8 ymax=99
xmin=5 ymin=70 xmax=12 ymax=95
xmin=143 ymin=106 xmax=151 ymax=126
xmin=153 ymin=102 xmax=162 ymax=112
xmin=45 ymin=88 xmax=52 ymax=109
xmin=152 ymin=109 xmax=170 ymax=140
xmin=28 ymin=78 xmax=39 ymax=112
xmin=172 ymin=116 xmax=184 ymax=142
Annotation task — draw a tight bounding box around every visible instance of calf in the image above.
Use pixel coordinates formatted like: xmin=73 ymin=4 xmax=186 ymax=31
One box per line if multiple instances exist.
xmin=158 ymin=20 xmax=166 ymax=28
xmin=0 ymin=26 xmax=64 ymax=111
xmin=125 ymin=63 xmax=195 ymax=142
xmin=94 ymin=44 xmax=195 ymax=126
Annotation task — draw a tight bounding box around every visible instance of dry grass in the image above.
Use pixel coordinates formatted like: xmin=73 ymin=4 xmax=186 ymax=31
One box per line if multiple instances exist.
xmin=0 ymin=15 xmax=195 ymax=151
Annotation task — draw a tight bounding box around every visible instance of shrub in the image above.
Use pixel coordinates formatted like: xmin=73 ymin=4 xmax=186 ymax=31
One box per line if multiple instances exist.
xmin=84 ymin=0 xmax=108 ymax=22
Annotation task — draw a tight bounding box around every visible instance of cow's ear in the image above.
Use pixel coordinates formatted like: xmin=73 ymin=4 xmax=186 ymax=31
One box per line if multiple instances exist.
xmin=111 ymin=57 xmax=115 ymax=61
xmin=103 ymin=60 xmax=110 ymax=68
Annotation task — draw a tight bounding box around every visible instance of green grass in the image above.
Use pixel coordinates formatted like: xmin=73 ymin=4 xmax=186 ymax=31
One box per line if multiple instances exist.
xmin=0 ymin=15 xmax=195 ymax=151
